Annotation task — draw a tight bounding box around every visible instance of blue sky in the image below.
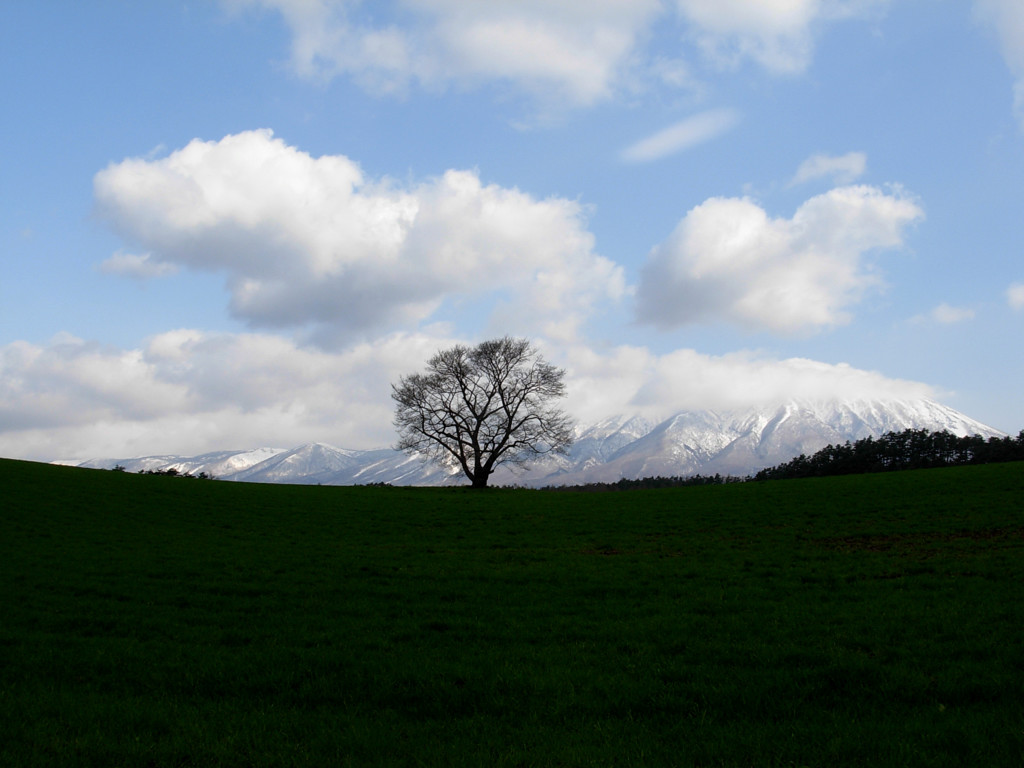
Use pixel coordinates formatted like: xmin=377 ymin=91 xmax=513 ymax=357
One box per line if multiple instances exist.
xmin=2 ymin=0 xmax=1023 ymax=461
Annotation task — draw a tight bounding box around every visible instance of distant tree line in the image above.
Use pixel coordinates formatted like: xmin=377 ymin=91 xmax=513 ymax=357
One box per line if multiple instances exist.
xmin=109 ymin=465 xmax=216 ymax=480
xmin=544 ymin=473 xmax=744 ymax=492
xmin=543 ymin=428 xmax=1024 ymax=491
xmin=753 ymin=428 xmax=1024 ymax=482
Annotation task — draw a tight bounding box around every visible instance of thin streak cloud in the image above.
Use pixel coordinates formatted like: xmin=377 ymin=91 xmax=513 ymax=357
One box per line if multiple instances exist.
xmin=621 ymin=109 xmax=740 ymax=163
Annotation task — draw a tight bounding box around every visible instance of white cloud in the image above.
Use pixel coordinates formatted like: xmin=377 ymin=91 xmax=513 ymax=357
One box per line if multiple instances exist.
xmin=223 ymin=0 xmax=413 ymax=92
xmin=537 ymin=343 xmax=935 ymax=425
xmin=98 ymin=251 xmax=179 ymax=279
xmin=632 ymin=349 xmax=934 ymax=417
xmin=790 ymin=151 xmax=867 ymax=186
xmin=636 ymin=185 xmax=924 ymax=333
xmin=974 ymin=0 xmax=1024 ymax=128
xmin=0 ymin=331 xmax=937 ymax=462
xmin=226 ymin=0 xmax=892 ymax=107
xmin=674 ymin=0 xmax=890 ymax=73
xmin=227 ymin=0 xmax=662 ymax=106
xmin=0 ymin=329 xmax=452 ymax=461
xmin=94 ymin=130 xmax=625 ymax=345
xmin=1008 ymin=281 xmax=1024 ymax=310
xmin=621 ymin=109 xmax=740 ymax=163
xmin=0 ymin=334 xmax=191 ymax=434
xmin=911 ymin=303 xmax=976 ymax=325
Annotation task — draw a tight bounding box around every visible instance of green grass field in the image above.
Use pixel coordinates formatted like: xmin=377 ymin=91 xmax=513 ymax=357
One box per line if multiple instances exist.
xmin=2 ymin=458 xmax=1022 ymax=767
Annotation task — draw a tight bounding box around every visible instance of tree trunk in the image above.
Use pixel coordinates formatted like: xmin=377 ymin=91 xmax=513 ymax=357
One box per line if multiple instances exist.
xmin=470 ymin=473 xmax=489 ymax=489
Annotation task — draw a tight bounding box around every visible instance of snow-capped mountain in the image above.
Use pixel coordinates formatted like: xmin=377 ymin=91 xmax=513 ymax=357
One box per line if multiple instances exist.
xmin=77 ymin=398 xmax=1005 ymax=487
xmin=503 ymin=398 xmax=1004 ymax=486
xmin=79 ymin=447 xmax=289 ymax=478
xmin=229 ymin=443 xmax=459 ymax=486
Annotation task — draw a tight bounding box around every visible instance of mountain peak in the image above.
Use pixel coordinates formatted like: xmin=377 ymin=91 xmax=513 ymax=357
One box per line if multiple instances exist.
xmin=76 ymin=397 xmax=1004 ymax=487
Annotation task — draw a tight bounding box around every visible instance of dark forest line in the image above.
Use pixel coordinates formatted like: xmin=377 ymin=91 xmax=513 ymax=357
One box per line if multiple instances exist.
xmin=547 ymin=428 xmax=1024 ymax=491
xmin=753 ymin=428 xmax=1024 ymax=481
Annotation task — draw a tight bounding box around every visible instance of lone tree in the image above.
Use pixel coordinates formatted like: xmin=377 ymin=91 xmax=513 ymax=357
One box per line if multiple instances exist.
xmin=392 ymin=337 xmax=574 ymax=488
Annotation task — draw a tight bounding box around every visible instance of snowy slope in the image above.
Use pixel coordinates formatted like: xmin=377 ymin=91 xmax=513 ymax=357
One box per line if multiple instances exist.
xmin=77 ymin=398 xmax=1005 ymax=487
xmin=80 ymin=447 xmax=288 ymax=477
xmin=230 ymin=443 xmax=461 ymax=486
xmin=526 ymin=398 xmax=1003 ymax=486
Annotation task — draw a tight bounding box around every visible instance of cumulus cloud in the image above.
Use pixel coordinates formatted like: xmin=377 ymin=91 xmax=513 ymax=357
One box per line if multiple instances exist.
xmin=0 ymin=331 xmax=937 ymax=462
xmin=974 ymin=0 xmax=1024 ymax=128
xmin=621 ymin=109 xmax=740 ymax=163
xmin=1008 ymin=281 xmax=1024 ymax=310
xmin=911 ymin=303 xmax=976 ymax=325
xmin=790 ymin=151 xmax=867 ymax=186
xmin=226 ymin=0 xmax=662 ymax=106
xmin=674 ymin=0 xmax=890 ymax=73
xmin=636 ymin=185 xmax=924 ymax=333
xmin=94 ymin=130 xmax=625 ymax=345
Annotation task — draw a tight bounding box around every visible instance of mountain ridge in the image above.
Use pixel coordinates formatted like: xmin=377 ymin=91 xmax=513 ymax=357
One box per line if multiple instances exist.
xmin=76 ymin=398 xmax=1005 ymax=487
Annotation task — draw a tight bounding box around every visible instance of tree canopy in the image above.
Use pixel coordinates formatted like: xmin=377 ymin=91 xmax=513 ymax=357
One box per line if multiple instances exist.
xmin=392 ymin=337 xmax=574 ymax=488
xmin=753 ymin=428 xmax=1024 ymax=481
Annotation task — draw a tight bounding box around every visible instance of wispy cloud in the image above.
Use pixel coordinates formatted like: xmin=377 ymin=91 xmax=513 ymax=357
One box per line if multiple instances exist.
xmin=225 ymin=0 xmax=662 ymax=107
xmin=675 ymin=0 xmax=894 ymax=74
xmin=790 ymin=151 xmax=867 ymax=186
xmin=228 ymin=0 xmax=894 ymax=107
xmin=1008 ymin=282 xmax=1024 ymax=310
xmin=621 ymin=109 xmax=739 ymax=163
xmin=99 ymin=251 xmax=179 ymax=279
xmin=911 ymin=303 xmax=976 ymax=325
xmin=974 ymin=0 xmax=1024 ymax=129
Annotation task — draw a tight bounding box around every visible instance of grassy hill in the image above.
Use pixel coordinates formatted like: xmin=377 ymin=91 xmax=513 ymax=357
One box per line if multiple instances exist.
xmin=2 ymin=457 xmax=1022 ymax=767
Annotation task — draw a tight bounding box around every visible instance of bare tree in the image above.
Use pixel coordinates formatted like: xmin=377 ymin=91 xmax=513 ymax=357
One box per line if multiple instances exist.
xmin=392 ymin=337 xmax=574 ymax=488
